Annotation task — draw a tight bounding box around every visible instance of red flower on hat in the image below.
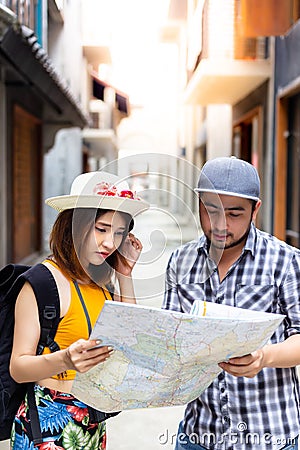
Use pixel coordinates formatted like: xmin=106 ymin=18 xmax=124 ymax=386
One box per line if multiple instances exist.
xmin=93 ymin=181 xmax=141 ymax=200
xmin=119 ymin=190 xmax=134 ymax=199
xmin=93 ymin=182 xmax=117 ymax=196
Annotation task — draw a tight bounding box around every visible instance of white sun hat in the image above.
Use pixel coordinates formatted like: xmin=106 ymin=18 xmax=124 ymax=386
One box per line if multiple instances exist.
xmin=45 ymin=171 xmax=150 ymax=217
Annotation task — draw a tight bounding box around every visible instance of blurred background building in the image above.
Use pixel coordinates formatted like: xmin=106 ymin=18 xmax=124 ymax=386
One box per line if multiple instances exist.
xmin=0 ymin=0 xmax=299 ymax=267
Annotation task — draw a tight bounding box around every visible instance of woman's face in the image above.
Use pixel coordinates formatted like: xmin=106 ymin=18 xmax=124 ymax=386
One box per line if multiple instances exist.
xmin=80 ymin=210 xmax=127 ymax=269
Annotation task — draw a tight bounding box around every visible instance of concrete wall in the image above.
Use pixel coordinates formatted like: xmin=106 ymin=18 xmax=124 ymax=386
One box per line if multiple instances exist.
xmin=48 ymin=0 xmax=84 ymax=105
xmin=42 ymin=128 xmax=83 ymax=252
xmin=206 ymin=104 xmax=232 ymax=159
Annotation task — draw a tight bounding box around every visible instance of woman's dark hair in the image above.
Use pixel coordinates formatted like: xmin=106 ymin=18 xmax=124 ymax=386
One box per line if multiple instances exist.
xmin=49 ymin=208 xmax=134 ymax=285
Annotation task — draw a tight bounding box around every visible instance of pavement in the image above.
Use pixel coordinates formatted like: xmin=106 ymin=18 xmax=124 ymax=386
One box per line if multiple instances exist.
xmin=106 ymin=405 xmax=185 ymax=449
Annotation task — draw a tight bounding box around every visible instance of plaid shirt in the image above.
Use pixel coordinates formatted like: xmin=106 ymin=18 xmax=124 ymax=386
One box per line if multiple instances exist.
xmin=163 ymin=224 xmax=300 ymax=450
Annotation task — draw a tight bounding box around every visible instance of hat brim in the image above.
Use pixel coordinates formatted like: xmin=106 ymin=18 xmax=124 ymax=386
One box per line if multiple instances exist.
xmin=194 ymin=188 xmax=259 ymax=202
xmin=45 ymin=195 xmax=150 ymax=217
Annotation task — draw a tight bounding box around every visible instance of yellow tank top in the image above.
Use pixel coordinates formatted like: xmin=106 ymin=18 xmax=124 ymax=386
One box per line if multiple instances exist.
xmin=42 ymin=261 xmax=111 ymax=380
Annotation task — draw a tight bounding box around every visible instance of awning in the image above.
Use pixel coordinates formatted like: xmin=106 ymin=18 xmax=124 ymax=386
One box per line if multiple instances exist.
xmin=92 ymin=77 xmax=106 ymax=101
xmin=0 ymin=20 xmax=89 ymax=128
xmin=116 ymin=92 xmax=129 ymax=115
xmin=92 ymin=74 xmax=130 ymax=116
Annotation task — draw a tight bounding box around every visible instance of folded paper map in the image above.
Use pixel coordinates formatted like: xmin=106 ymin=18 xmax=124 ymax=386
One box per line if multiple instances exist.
xmin=71 ymin=301 xmax=284 ymax=412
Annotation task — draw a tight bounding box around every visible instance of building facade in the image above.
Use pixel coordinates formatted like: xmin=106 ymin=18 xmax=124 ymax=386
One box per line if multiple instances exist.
xmin=273 ymin=14 xmax=300 ymax=248
xmin=0 ymin=0 xmax=89 ymax=265
xmin=176 ymin=0 xmax=299 ymax=245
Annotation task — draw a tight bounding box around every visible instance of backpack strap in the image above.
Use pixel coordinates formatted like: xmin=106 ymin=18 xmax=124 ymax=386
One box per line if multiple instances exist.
xmin=18 ymin=263 xmax=61 ymax=445
xmin=22 ymin=264 xmax=61 ymax=355
xmin=73 ymin=280 xmax=92 ymax=336
xmin=27 ymin=383 xmax=42 ymax=445
xmin=87 ymin=405 xmax=121 ymax=422
xmin=105 ymin=282 xmax=114 ymax=300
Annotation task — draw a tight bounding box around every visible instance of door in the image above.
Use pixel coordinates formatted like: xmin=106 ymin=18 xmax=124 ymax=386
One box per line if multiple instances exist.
xmin=12 ymin=105 xmax=42 ymax=262
xmin=286 ymin=95 xmax=300 ymax=248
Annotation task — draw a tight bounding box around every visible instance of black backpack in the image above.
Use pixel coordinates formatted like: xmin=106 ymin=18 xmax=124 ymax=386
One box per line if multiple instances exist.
xmin=0 ymin=263 xmax=61 ymax=442
xmin=0 ymin=263 xmax=119 ymax=444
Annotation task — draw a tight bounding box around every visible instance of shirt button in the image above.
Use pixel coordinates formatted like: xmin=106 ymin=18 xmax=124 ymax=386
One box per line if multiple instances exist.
xmin=220 ymin=387 xmax=225 ymax=393
xmin=224 ymin=416 xmax=230 ymax=424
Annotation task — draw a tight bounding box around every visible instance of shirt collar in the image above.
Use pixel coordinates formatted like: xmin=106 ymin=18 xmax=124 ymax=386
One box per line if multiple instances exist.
xmin=244 ymin=222 xmax=256 ymax=256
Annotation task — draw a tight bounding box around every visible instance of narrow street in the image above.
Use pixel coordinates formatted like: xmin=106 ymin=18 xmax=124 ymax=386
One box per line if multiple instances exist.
xmin=129 ymin=208 xmax=199 ymax=307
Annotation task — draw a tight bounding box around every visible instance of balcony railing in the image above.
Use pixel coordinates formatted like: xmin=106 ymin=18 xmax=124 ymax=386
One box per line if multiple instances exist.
xmin=1 ymin=0 xmax=35 ymax=29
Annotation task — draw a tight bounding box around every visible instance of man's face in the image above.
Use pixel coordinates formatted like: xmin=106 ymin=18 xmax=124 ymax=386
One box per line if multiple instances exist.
xmin=199 ymin=192 xmax=261 ymax=251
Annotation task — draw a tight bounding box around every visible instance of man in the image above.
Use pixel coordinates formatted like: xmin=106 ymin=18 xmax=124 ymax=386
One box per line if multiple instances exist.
xmin=163 ymin=157 xmax=300 ymax=450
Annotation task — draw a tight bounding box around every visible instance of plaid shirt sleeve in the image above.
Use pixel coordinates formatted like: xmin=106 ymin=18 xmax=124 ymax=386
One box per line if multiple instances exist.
xmin=162 ymin=250 xmax=182 ymax=312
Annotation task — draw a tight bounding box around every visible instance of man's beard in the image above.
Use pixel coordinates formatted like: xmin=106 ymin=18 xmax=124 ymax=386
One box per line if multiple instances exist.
xmin=206 ymin=221 xmax=252 ymax=250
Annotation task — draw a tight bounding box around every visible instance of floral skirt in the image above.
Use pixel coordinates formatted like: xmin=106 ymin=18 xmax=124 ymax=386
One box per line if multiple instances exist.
xmin=11 ymin=385 xmax=106 ymax=450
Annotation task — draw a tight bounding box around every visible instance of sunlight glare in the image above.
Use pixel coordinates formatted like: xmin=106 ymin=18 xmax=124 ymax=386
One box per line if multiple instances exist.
xmin=109 ymin=0 xmax=171 ymax=104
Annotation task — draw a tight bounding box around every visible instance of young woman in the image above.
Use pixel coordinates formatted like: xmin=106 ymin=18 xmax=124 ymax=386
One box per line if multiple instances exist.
xmin=9 ymin=171 xmax=149 ymax=449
